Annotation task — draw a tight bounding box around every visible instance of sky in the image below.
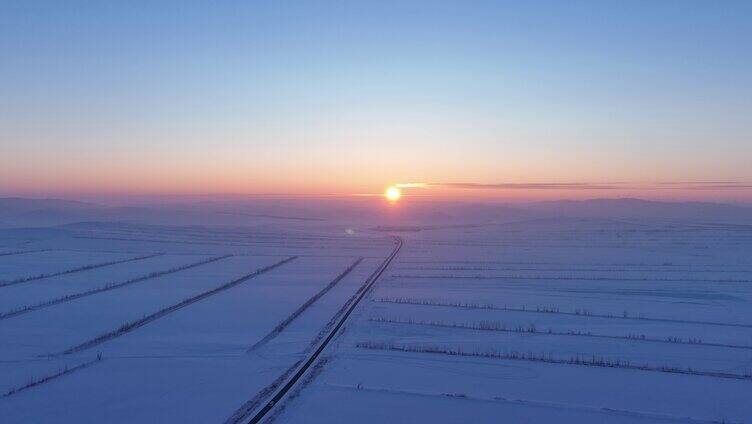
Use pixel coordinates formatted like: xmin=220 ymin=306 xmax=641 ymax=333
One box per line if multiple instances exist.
xmin=1 ymin=1 xmax=751 ymax=202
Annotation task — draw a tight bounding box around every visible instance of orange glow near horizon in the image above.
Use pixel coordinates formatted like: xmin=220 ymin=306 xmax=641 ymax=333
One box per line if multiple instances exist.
xmin=2 ymin=174 xmax=752 ymax=204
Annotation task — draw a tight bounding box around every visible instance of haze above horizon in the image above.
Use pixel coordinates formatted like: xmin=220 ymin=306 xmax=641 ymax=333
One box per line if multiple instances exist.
xmin=2 ymin=1 xmax=751 ymax=202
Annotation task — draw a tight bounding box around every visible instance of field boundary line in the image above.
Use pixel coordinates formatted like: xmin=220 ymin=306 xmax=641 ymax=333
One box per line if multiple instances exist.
xmin=247 ymin=257 xmax=364 ymax=352
xmin=0 ymin=249 xmax=52 ymax=257
xmin=0 ymin=255 xmax=233 ymax=320
xmin=391 ymin=274 xmax=752 ymax=283
xmin=322 ymin=383 xmax=736 ymax=424
xmin=52 ymin=256 xmax=297 ymax=356
xmin=0 ymin=253 xmax=164 ymax=287
xmin=2 ymin=357 xmax=103 ymax=398
xmin=394 ymin=266 xmax=752 ymax=273
xmin=357 ymin=342 xmax=752 ymax=381
xmin=369 ymin=318 xmax=752 ymax=350
xmin=372 ymin=298 xmax=752 ymax=329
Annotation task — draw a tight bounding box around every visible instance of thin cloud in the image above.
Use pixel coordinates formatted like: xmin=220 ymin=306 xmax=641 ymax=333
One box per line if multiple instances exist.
xmin=655 ymin=182 xmax=752 ymax=190
xmin=431 ymin=182 xmax=752 ymax=191
xmin=395 ymin=183 xmax=429 ymax=189
xmin=433 ymin=182 xmax=620 ymax=190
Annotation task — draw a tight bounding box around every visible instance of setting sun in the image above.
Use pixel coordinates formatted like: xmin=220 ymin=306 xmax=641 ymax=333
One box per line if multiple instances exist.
xmin=385 ymin=186 xmax=402 ymax=202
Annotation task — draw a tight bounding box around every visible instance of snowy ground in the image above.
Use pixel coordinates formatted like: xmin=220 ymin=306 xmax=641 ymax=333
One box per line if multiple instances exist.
xmin=274 ymin=219 xmax=752 ymax=424
xmin=0 ymin=222 xmax=393 ymax=422
xmin=1 ymin=218 xmax=751 ymax=423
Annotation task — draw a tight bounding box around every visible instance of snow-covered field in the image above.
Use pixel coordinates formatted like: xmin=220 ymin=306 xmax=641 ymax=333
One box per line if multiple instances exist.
xmin=1 ymin=217 xmax=751 ymax=423
xmin=276 ymin=219 xmax=752 ymax=424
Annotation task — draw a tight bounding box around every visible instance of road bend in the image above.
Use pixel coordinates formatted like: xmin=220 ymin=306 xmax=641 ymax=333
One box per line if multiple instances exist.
xmin=244 ymin=235 xmax=403 ymax=423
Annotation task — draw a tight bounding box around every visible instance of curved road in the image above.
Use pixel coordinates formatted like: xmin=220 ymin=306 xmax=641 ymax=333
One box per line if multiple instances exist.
xmin=245 ymin=235 xmax=403 ymax=423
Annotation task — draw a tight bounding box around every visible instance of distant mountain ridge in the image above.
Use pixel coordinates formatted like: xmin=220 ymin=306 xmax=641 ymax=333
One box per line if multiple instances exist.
xmin=523 ymin=198 xmax=752 ymax=223
xmin=0 ymin=197 xmax=100 ymax=213
xmin=1 ymin=197 xmax=751 ymax=228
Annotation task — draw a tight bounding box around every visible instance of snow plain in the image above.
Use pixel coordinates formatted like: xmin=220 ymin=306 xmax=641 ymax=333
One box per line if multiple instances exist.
xmin=1 ymin=217 xmax=751 ymax=423
xmin=274 ymin=219 xmax=752 ymax=424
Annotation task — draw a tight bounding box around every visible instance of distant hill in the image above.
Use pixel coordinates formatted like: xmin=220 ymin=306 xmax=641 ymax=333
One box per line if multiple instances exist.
xmin=0 ymin=197 xmax=99 ymax=214
xmin=1 ymin=196 xmax=751 ymax=228
xmin=523 ymin=198 xmax=752 ymax=223
xmin=0 ymin=197 xmax=338 ymax=227
xmin=0 ymin=198 xmax=101 ymax=227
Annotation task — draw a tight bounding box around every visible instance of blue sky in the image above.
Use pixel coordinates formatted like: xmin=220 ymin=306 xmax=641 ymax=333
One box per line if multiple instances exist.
xmin=1 ymin=1 xmax=751 ymax=200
